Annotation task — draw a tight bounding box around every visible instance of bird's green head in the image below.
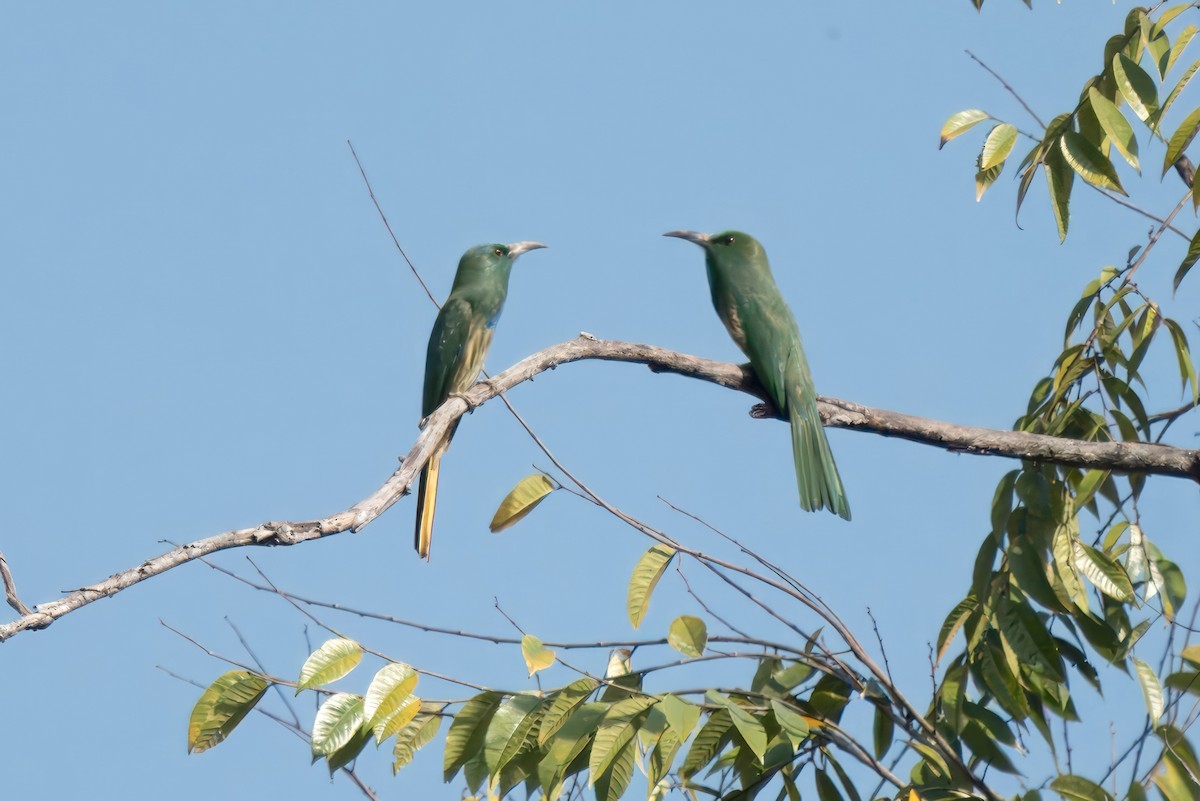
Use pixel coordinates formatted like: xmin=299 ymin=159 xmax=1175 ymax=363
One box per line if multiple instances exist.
xmin=455 ymin=240 xmax=548 ymax=286
xmin=663 ymin=229 xmax=764 ymax=262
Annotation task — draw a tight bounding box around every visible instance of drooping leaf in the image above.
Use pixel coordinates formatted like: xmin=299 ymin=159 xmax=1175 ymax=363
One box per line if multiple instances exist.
xmin=588 ymin=696 xmax=656 ymax=785
xmin=1183 ymin=644 xmax=1200 ymax=666
xmin=1132 ymin=657 xmax=1165 ymax=724
xmin=311 ymin=693 xmax=365 ymax=757
xmin=593 ymin=733 xmax=637 ymax=801
xmin=363 ymin=662 xmax=419 ymax=735
xmin=981 ymin=123 xmax=1019 ymax=170
xmin=939 ymin=109 xmax=990 ymax=148
xmin=538 ymin=678 xmax=598 ymax=745
xmin=484 ymin=693 xmax=542 ymax=776
xmin=1060 ymin=132 xmax=1127 ymax=194
xmin=815 ymin=768 xmax=845 ymax=801
xmin=325 ymin=723 xmax=372 ymax=773
xmin=1166 ymin=27 xmax=1199 ymax=76
xmin=680 ymin=708 xmax=733 ymax=780
xmin=443 ymin=691 xmax=502 ymax=780
xmin=1163 ymin=318 xmax=1199 ymax=400
xmin=392 ymin=710 xmax=442 ymax=774
xmin=937 ymin=595 xmax=977 ymax=665
xmin=626 ymin=544 xmax=675 ymax=629
xmin=372 ymin=694 xmax=421 ymax=743
xmin=1074 ymin=542 xmax=1134 ymax=601
xmin=771 ymin=699 xmax=811 ymax=750
xmin=1158 ymin=58 xmax=1200 ymax=123
xmin=1044 ymin=141 xmax=1074 ymax=242
xmin=295 ymin=637 xmax=363 ymax=693
xmin=521 ymin=634 xmax=557 ymax=677
xmin=187 ymin=670 xmax=270 ymax=754
xmin=706 ymin=691 xmax=767 ymax=761
xmin=667 ymin=615 xmax=708 ymax=657
xmin=1087 ymin=88 xmax=1140 ymax=170
xmin=872 ymin=704 xmax=894 ymax=759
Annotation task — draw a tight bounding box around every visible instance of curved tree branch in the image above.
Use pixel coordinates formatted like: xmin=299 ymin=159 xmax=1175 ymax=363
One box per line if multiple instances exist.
xmin=3 ymin=335 xmax=1198 ymax=642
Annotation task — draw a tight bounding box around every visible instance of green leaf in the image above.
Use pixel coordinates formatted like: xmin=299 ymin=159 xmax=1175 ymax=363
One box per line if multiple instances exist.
xmin=1060 ymin=131 xmax=1127 ymax=194
xmin=325 ymin=723 xmax=372 ymax=773
xmin=667 ymin=615 xmax=708 ymax=657
xmin=484 ymin=693 xmax=542 ymax=776
xmin=1087 ymin=88 xmax=1140 ymax=170
xmin=311 ymin=693 xmax=365 ymax=757
xmin=1166 ymin=27 xmax=1199 ymax=76
xmin=706 ymin=690 xmax=767 ymax=761
xmin=1163 ymin=106 xmax=1200 ymax=176
xmin=1044 ymin=141 xmax=1074 ymax=242
xmin=296 ymin=638 xmax=362 ymax=693
xmin=770 ymin=700 xmax=810 ymax=750
xmin=443 ymin=691 xmax=501 ymax=780
xmin=538 ymin=678 xmax=598 ymax=745
xmin=1164 ymin=318 xmax=1199 ymax=400
xmin=1113 ymin=53 xmax=1160 ymax=124
xmin=1154 ymin=751 xmax=1200 ymax=801
xmin=1183 ymin=644 xmax=1200 ymax=666
xmin=521 ymin=634 xmax=556 ymax=677
xmin=541 ymin=701 xmax=607 ymax=786
xmin=1132 ymin=656 xmax=1165 ymax=724
xmin=372 ymin=694 xmax=421 ymax=743
xmin=815 ymin=768 xmax=845 ymax=801
xmin=1158 ymin=59 xmax=1200 ymax=122
xmin=937 ymin=595 xmax=977 ymax=665
xmin=872 ymin=704 xmax=894 ymax=759
xmin=363 ymin=662 xmax=419 ymax=735
xmin=1074 ymin=542 xmax=1134 ymax=601
xmin=981 ymin=123 xmax=1018 ymax=170
xmin=940 ymin=109 xmax=990 ymax=148
xmin=658 ymin=694 xmax=702 ymax=740
xmin=627 ymin=544 xmax=675 ymax=629
xmin=392 ymin=711 xmax=442 ymax=774
xmin=593 ymin=734 xmax=637 ymax=801
xmin=588 ymin=696 xmax=656 ymax=785
xmin=680 ymin=708 xmax=733 ymax=779
xmin=1173 ymin=229 xmax=1200 ymax=293
xmin=1052 ymin=774 xmax=1116 ymax=801
xmin=489 ymin=474 xmax=555 ymax=532
xmin=187 ymin=670 xmax=270 ymax=754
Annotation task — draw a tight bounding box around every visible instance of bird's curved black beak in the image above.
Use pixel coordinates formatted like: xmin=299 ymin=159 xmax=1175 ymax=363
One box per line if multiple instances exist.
xmin=663 ymin=230 xmax=711 ymax=247
xmin=507 ymin=241 xmax=549 ymax=258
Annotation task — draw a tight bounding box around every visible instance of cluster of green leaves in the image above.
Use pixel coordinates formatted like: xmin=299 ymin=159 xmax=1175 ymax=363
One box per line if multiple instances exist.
xmin=929 ymin=230 xmax=1199 ymax=801
xmin=943 ymin=5 xmax=1200 ymax=256
xmin=188 ymin=637 xmax=441 ymax=775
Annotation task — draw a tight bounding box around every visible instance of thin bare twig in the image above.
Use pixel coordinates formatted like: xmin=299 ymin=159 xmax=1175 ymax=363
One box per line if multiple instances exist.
xmin=966 ymin=49 xmax=1046 ymax=129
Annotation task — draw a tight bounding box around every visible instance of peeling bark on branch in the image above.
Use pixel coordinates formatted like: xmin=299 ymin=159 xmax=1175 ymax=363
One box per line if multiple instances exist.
xmin=2 ymin=335 xmax=1197 ymax=642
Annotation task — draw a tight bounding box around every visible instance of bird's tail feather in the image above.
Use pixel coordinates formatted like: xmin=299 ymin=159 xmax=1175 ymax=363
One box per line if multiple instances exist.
xmin=414 ymin=450 xmax=443 ymax=560
xmin=786 ymin=354 xmax=850 ymax=520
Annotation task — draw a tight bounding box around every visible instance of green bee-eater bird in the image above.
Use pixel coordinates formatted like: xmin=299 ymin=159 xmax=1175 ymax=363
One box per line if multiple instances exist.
xmin=415 ymin=240 xmax=548 ymax=560
xmin=663 ymin=229 xmax=850 ymax=520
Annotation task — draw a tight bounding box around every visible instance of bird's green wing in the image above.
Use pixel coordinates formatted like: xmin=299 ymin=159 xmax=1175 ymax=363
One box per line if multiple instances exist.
xmin=422 ymin=297 xmax=494 ymax=416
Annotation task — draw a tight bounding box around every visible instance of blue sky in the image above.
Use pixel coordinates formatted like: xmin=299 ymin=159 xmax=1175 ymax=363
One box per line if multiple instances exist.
xmin=2 ymin=3 xmax=1197 ymax=799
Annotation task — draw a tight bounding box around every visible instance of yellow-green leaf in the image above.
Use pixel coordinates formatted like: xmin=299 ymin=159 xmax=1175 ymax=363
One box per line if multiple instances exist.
xmin=363 ymin=662 xmax=419 ymax=733
xmin=770 ymin=699 xmax=810 ymax=750
xmin=1073 ymin=541 xmax=1134 ymax=601
xmin=311 ymin=693 xmax=365 ymax=757
xmin=1045 ymin=142 xmax=1074 ymax=242
xmin=1173 ymin=229 xmax=1200 ymax=293
xmin=489 ymin=474 xmax=555 ymax=532
xmin=373 ymin=694 xmax=421 ymax=743
xmin=706 ymin=690 xmax=767 ymax=762
xmin=1060 ymin=131 xmax=1127 ymax=194
xmin=626 ymin=544 xmax=675 ymax=629
xmin=667 ymin=615 xmax=707 ymax=657
xmin=658 ymin=694 xmax=701 ymax=740
xmin=1163 ymin=106 xmax=1200 ymax=175
xmin=1158 ymin=58 xmax=1200 ymax=122
xmin=443 ymin=691 xmax=501 ymax=780
xmin=483 ymin=693 xmax=541 ymax=776
xmin=1183 ymin=644 xmax=1200 ymax=666
xmin=1087 ymin=88 xmax=1140 ymax=170
xmin=1113 ymin=53 xmax=1160 ymax=124
xmin=187 ymin=670 xmax=270 ymax=754
xmin=1133 ymin=656 xmax=1165 ymax=724
xmin=980 ymin=123 xmax=1018 ymax=170
xmin=538 ymin=677 xmax=598 ymax=744
xmin=939 ymin=109 xmax=990 ymax=148
xmin=1167 ymin=26 xmax=1199 ymax=76
xmin=296 ymin=637 xmax=362 ymax=693
xmin=392 ymin=710 xmax=442 ymax=774
xmin=521 ymin=633 xmax=556 ymax=676
xmin=589 ymin=696 xmax=656 ymax=785
xmin=1052 ymin=774 xmax=1116 ymax=801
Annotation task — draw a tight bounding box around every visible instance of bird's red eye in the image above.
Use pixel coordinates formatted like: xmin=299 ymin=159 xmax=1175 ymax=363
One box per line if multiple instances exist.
xmin=494 ymin=247 xmax=504 ymax=256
